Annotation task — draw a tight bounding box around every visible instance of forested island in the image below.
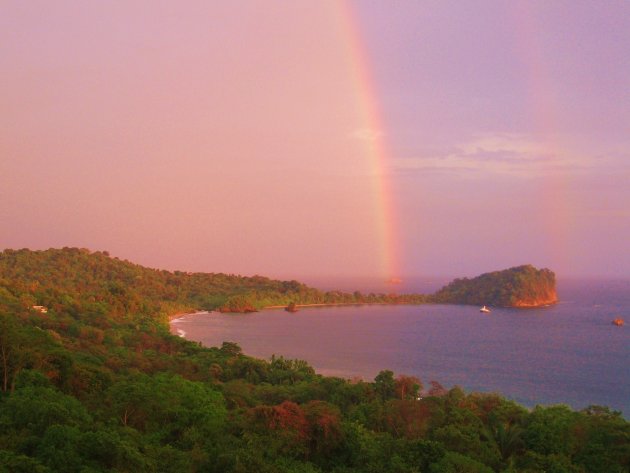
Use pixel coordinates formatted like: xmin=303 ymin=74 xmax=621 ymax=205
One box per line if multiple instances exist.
xmin=431 ymin=265 xmax=558 ymax=308
xmin=1 ymin=248 xmax=626 ymax=472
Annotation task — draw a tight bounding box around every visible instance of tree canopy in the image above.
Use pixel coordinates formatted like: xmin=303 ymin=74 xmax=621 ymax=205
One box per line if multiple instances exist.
xmin=0 ymin=248 xmax=626 ymax=472
xmin=431 ymin=265 xmax=558 ymax=307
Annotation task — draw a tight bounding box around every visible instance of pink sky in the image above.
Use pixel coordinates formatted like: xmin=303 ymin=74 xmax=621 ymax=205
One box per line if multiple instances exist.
xmin=2 ymin=1 xmax=629 ymax=279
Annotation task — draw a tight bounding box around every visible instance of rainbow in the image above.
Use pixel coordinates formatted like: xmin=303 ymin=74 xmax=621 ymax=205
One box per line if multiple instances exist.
xmin=513 ymin=3 xmax=570 ymax=273
xmin=334 ymin=3 xmax=571 ymax=278
xmin=334 ymin=2 xmax=401 ymax=281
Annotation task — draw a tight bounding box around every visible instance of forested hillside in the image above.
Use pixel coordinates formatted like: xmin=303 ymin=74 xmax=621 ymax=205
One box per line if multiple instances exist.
xmin=0 ymin=248 xmax=425 ymax=316
xmin=431 ymin=265 xmax=558 ymax=307
xmin=0 ymin=248 xmax=627 ymax=472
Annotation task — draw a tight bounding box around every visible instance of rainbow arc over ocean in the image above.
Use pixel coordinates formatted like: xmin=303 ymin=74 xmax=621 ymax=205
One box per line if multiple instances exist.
xmin=513 ymin=2 xmax=570 ymax=273
xmin=333 ymin=2 xmax=571 ymax=279
xmin=335 ymin=2 xmax=401 ymax=281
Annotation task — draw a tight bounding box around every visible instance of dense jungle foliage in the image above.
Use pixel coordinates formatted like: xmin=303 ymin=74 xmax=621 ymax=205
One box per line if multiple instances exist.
xmin=0 ymin=247 xmax=426 ymax=316
xmin=431 ymin=265 xmax=558 ymax=307
xmin=0 ymin=248 xmax=627 ymax=472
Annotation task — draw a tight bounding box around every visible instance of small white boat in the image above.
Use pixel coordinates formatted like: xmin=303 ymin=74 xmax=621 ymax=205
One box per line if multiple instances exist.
xmin=480 ymin=305 xmax=491 ymax=313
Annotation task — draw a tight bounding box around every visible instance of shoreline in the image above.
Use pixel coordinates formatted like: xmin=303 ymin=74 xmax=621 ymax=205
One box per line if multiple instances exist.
xmin=169 ymin=297 xmax=557 ymax=326
xmin=165 ymin=298 xmax=628 ymax=416
xmin=168 ymin=310 xmax=202 ymax=322
xmin=169 ymin=310 xmax=211 ymax=338
xmin=263 ymin=302 xmax=399 ymax=309
xmin=265 ymin=299 xmax=558 ymax=310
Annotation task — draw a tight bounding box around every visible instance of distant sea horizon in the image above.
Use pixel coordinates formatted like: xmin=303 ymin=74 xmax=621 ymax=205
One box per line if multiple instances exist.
xmin=296 ymin=275 xmax=451 ymax=295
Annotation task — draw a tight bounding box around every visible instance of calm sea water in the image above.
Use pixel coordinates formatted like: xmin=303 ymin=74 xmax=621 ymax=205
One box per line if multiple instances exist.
xmin=172 ymin=278 xmax=630 ymax=416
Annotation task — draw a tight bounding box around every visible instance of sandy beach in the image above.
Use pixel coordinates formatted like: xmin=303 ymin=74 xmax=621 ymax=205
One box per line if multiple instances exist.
xmin=169 ymin=311 xmax=211 ymax=338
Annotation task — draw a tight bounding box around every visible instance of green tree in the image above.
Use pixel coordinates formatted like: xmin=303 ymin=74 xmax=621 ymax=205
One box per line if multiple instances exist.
xmin=220 ymin=341 xmax=243 ymax=357
xmin=493 ymin=423 xmax=524 ymax=465
xmin=105 ymin=373 xmax=226 ymax=444
xmin=523 ymin=405 xmax=578 ymax=456
xmin=374 ymin=370 xmax=396 ymax=401
xmin=429 ymin=451 xmax=494 ymax=473
xmin=0 ymin=450 xmax=49 ymax=473
xmin=0 ymin=385 xmax=91 ymax=438
xmin=34 ymin=425 xmax=83 ymax=473
xmin=0 ymin=314 xmax=46 ymax=393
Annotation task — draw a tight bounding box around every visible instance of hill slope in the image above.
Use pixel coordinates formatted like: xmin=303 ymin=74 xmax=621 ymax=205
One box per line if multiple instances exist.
xmin=0 ymin=248 xmax=626 ymax=473
xmin=0 ymin=248 xmax=427 ymax=316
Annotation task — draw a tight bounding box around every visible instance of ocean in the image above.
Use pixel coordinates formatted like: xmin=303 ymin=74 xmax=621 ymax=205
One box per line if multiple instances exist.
xmin=171 ymin=278 xmax=630 ymax=416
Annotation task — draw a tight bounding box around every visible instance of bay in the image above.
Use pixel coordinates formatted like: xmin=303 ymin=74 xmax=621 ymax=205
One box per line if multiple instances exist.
xmin=172 ymin=278 xmax=630 ymax=416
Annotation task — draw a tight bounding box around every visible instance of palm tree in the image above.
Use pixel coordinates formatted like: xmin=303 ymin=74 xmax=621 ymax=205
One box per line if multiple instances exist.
xmin=494 ymin=422 xmax=525 ymax=465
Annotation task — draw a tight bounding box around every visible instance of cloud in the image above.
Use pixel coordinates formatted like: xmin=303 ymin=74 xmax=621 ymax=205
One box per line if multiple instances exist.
xmin=459 ymin=133 xmax=546 ymax=156
xmin=390 ymin=132 xmax=586 ymax=178
xmin=350 ymin=128 xmax=383 ymax=141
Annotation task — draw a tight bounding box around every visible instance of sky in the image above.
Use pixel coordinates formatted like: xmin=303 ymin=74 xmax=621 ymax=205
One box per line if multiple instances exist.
xmin=1 ymin=1 xmax=629 ymax=280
